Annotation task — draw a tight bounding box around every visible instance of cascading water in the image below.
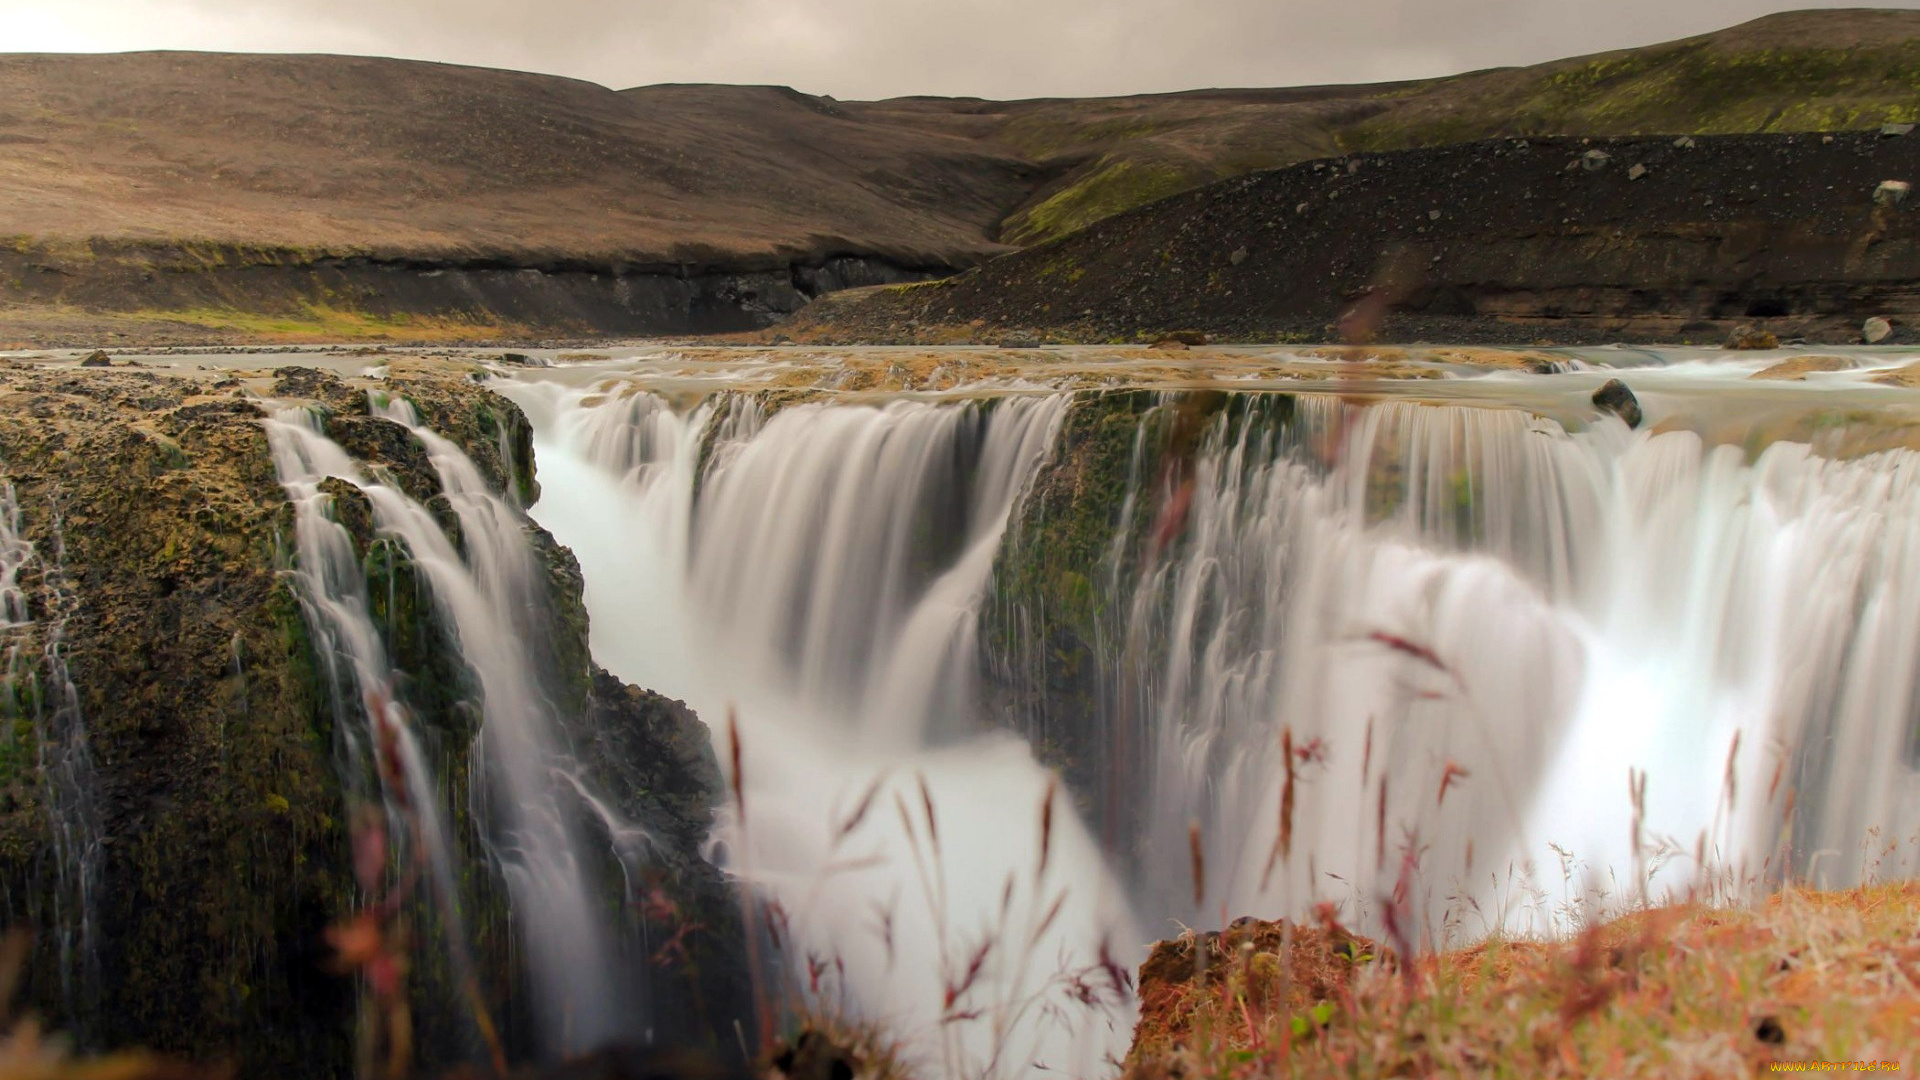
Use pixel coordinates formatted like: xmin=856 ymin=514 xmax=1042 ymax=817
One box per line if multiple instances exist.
xmin=1003 ymin=392 xmax=1920 ymax=942
xmin=264 ymin=407 xmax=485 ymax=1043
xmin=266 ymin=400 xmax=641 ymax=1058
xmin=0 ymin=478 xmax=105 ymax=1033
xmin=491 ymin=359 xmax=1920 ymax=1076
xmin=502 ymin=384 xmax=1140 ymax=1078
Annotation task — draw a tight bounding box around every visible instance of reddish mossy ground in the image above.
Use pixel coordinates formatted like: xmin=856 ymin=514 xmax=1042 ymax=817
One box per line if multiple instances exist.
xmin=1125 ymin=884 xmax=1920 ymax=1079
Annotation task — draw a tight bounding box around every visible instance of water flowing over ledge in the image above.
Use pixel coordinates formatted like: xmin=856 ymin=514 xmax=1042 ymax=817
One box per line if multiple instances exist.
xmin=266 ymin=393 xmax=651 ymax=1059
xmin=496 ymin=364 xmax=1920 ymax=1076
xmin=0 ymin=477 xmax=104 ymax=1039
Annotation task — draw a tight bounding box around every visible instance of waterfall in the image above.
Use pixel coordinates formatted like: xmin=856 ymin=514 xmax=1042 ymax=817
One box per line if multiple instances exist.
xmin=493 ymin=368 xmax=1920 ymax=1075
xmin=265 ymin=401 xmax=638 ymax=1058
xmin=503 ymin=384 xmax=1139 ymax=1079
xmin=0 ymin=479 xmax=105 ymax=1032
xmin=1019 ymin=394 xmax=1920 ymax=942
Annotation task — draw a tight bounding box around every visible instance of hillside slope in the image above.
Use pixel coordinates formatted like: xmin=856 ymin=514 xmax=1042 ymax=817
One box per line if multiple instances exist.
xmin=0 ymin=54 xmax=1039 ymax=265
xmin=783 ymin=130 xmax=1920 ymax=346
xmin=7 ymin=8 xmax=1920 ymax=340
xmin=896 ymin=7 xmax=1920 ymax=248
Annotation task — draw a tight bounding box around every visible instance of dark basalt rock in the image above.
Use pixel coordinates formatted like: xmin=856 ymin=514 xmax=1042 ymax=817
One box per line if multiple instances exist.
xmin=1592 ymin=378 xmax=1644 ymax=428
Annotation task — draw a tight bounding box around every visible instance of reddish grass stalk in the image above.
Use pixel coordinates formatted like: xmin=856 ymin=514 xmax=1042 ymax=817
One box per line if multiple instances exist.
xmin=1260 ymin=728 xmax=1298 ymax=890
xmin=724 ymin=707 xmax=776 ymax=1056
xmin=1190 ymin=820 xmax=1207 ymax=907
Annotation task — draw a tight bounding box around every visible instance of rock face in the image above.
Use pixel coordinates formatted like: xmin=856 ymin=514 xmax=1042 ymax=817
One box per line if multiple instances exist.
xmin=0 ymin=245 xmax=946 ymax=343
xmin=1592 ymin=379 xmax=1644 ymax=428
xmin=1726 ymin=324 xmax=1781 ymax=350
xmin=0 ymin=368 xmax=356 ymax=1069
xmin=0 ymin=361 xmax=740 ymax=1074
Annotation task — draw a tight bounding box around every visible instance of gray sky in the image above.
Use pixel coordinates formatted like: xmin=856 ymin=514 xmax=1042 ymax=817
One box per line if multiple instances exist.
xmin=0 ymin=0 xmax=1912 ymax=99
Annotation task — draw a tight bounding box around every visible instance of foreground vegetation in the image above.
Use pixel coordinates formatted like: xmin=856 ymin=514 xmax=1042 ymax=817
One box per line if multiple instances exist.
xmin=1122 ymin=884 xmax=1918 ymax=1079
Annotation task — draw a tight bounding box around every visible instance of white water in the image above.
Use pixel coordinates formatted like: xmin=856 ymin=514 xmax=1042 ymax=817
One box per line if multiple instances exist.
xmin=266 ymin=402 xmax=638 ymax=1056
xmin=1100 ymin=398 xmax=1920 ymax=944
xmin=263 ymin=408 xmax=482 ymax=1029
xmin=488 ymin=368 xmax=1920 ymax=1074
xmin=503 ymin=385 xmax=1140 ymax=1079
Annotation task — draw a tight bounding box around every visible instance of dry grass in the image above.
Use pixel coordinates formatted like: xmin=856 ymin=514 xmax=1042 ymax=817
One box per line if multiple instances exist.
xmin=1121 ymin=882 xmax=1920 ymax=1079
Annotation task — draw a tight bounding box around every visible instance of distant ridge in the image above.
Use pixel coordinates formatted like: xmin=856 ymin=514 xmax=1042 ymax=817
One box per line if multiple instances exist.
xmin=3 ymin=8 xmax=1920 ymax=341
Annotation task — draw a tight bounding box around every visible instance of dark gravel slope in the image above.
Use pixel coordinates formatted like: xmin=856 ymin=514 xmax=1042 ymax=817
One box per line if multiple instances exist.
xmin=782 ymin=130 xmax=1920 ymax=345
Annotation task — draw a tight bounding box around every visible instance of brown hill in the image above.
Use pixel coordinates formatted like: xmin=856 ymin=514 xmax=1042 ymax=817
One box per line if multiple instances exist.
xmin=6 ymin=8 xmax=1920 ymax=341
xmin=0 ymin=53 xmax=1036 ymax=265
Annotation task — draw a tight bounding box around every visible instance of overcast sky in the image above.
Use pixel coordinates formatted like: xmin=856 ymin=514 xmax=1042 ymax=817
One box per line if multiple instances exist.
xmin=0 ymin=0 xmax=1913 ymax=99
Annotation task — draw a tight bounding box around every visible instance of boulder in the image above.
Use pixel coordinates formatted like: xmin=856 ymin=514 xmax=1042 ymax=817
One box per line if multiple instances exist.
xmin=1580 ymin=149 xmax=1611 ymax=172
xmin=1592 ymin=378 xmax=1643 ymax=428
xmin=1725 ymin=324 xmax=1779 ymax=350
xmin=998 ymin=333 xmax=1041 ymax=349
xmin=1627 ymin=163 xmax=1649 ymax=181
xmin=1865 ymin=316 xmax=1895 ymax=344
xmin=1874 ymin=180 xmax=1911 ymax=207
xmin=1882 ymin=122 xmax=1916 ymax=137
xmin=79 ymin=350 xmax=111 ymax=367
xmin=1751 ymin=355 xmax=1852 ymax=380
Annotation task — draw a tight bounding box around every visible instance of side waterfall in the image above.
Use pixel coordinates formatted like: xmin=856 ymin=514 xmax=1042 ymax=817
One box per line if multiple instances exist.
xmin=0 ymin=478 xmax=104 ymax=1035
xmin=266 ymin=401 xmax=639 ymax=1057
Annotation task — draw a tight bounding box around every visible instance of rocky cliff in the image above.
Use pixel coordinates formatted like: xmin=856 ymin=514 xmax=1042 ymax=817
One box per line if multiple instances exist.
xmin=0 ymin=358 xmax=740 ymax=1074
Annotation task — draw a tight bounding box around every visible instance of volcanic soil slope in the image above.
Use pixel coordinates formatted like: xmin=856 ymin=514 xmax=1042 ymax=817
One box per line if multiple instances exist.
xmin=785 ymin=129 xmax=1920 ymax=346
